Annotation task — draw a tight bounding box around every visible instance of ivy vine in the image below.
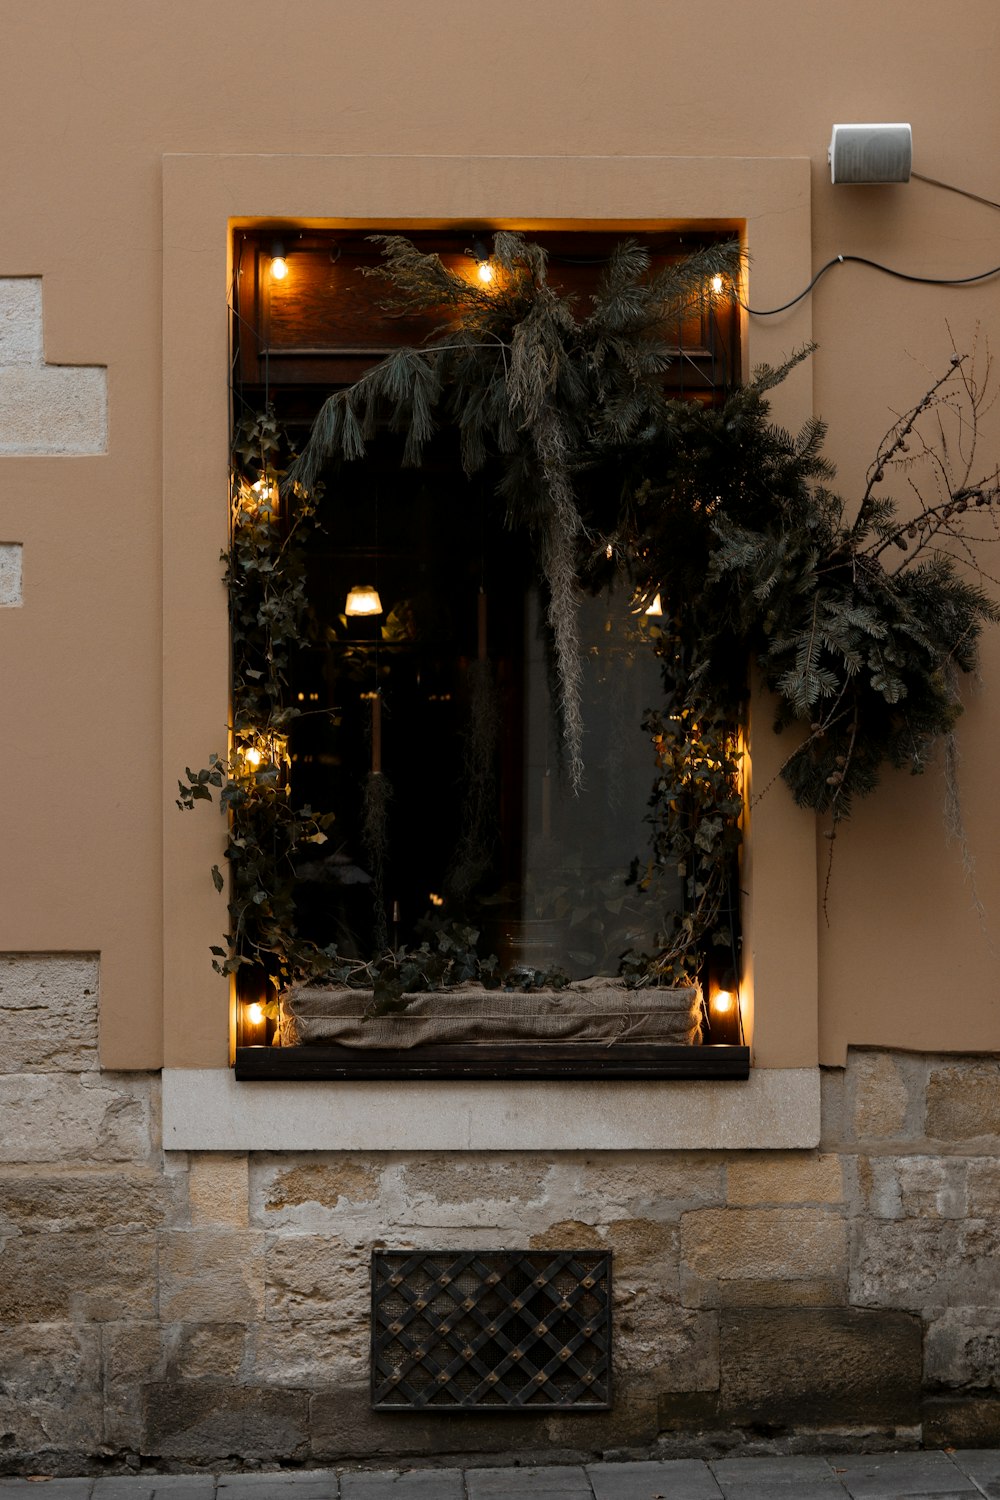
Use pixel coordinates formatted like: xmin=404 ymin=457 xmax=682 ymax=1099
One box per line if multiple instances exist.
xmin=180 ymin=234 xmax=999 ymax=1004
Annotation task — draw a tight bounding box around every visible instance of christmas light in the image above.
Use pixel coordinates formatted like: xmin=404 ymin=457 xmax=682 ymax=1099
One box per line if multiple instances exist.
xmin=470 ymin=237 xmax=494 ymax=286
xmin=345 ymin=584 xmax=383 ymax=616
xmin=270 ymin=239 xmax=289 ymax=280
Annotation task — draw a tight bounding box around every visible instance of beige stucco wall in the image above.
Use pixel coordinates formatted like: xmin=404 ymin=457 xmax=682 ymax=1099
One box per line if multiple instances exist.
xmin=1 ymin=0 xmax=998 ymax=1072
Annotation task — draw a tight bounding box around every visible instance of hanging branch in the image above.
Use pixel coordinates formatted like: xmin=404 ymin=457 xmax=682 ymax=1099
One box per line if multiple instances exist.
xmin=180 ymin=236 xmax=1000 ymax=995
xmin=286 ymin=231 xmax=744 ymax=791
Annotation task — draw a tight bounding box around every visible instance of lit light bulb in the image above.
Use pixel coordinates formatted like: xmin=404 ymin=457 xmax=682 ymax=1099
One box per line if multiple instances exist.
xmin=345 ymin=584 xmax=383 ymax=616
xmin=269 ymin=238 xmax=289 ymax=281
xmin=710 ymin=274 xmax=724 ymax=296
xmin=243 ymin=746 xmax=263 ymax=769
xmin=711 ymin=990 xmax=734 ymax=1015
xmin=249 ymin=475 xmax=278 ymax=517
xmin=477 ymin=259 xmax=494 ymax=284
xmin=247 ymin=1002 xmax=265 ymax=1026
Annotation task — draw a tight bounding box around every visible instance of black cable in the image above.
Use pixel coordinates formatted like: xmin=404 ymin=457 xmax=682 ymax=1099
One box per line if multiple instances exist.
xmin=912 ymin=170 xmax=1000 ymax=214
xmin=741 ymin=252 xmax=1000 ymax=317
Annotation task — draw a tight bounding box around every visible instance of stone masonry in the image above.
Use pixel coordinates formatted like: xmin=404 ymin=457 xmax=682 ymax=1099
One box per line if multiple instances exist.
xmin=0 ymin=279 xmax=107 ymax=455
xmin=1 ymin=954 xmax=999 ymax=1473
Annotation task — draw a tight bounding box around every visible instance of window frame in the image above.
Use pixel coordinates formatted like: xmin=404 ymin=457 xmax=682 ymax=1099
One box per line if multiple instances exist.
xmin=158 ymin=151 xmax=820 ymax=1150
xmin=229 ymin=224 xmax=748 ymax=1080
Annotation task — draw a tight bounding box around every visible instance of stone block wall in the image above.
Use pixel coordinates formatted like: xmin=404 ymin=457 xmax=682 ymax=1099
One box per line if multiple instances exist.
xmin=0 ymin=279 xmax=107 ymax=456
xmin=1 ymin=953 xmax=999 ymax=1472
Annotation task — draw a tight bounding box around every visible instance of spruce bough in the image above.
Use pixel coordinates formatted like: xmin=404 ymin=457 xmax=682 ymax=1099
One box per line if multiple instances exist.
xmin=180 ymin=234 xmax=999 ymax=995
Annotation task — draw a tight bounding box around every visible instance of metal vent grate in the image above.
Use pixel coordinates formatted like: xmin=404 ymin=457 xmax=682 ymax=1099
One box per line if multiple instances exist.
xmin=371 ymin=1248 xmax=612 ymax=1411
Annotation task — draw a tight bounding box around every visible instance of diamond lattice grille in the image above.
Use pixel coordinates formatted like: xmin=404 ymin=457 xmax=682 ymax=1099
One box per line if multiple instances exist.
xmin=371 ymin=1249 xmax=612 ymax=1410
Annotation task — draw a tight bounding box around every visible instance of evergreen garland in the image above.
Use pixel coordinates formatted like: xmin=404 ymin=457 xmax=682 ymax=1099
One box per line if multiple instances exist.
xmin=289 ymin=232 xmax=742 ymax=791
xmin=180 ymin=235 xmax=1000 ymax=1001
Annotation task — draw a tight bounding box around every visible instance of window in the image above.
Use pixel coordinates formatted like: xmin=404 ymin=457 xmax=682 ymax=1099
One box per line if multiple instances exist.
xmin=158 ymin=152 xmax=822 ymax=1149
xmin=225 ymin=228 xmax=747 ymax=1078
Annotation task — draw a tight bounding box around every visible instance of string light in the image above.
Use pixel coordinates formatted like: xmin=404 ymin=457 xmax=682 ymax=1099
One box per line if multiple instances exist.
xmin=270 ymin=239 xmax=289 ymax=281
xmin=710 ymin=274 xmax=724 ymax=295
xmin=345 ymin=584 xmax=383 ymax=616
xmin=470 ymin=237 xmax=494 ymax=285
xmin=239 ymin=997 xmax=269 ymax=1047
xmin=238 ymin=734 xmax=289 ymax=776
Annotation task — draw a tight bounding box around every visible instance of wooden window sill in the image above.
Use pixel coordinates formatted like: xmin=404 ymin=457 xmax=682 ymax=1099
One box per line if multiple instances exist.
xmin=233 ymin=1042 xmax=750 ymax=1082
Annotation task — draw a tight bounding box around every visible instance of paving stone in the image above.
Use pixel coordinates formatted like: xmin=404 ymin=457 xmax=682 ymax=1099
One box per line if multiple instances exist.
xmin=588 ymin=1457 xmax=723 ymax=1498
xmin=91 ymin=1482 xmax=155 ymax=1499
xmin=340 ymin=1473 xmax=462 ymax=1498
xmin=834 ymin=1451 xmax=977 ymax=1497
xmin=151 ymin=1490 xmax=218 ymax=1500
xmin=93 ymin=1482 xmax=216 ymax=1500
xmin=466 ymin=1468 xmax=592 ymax=1499
xmin=147 ymin=1483 xmax=218 ymax=1494
xmin=218 ymin=1478 xmax=337 ymax=1500
xmin=0 ymin=1486 xmax=94 ymax=1499
xmin=710 ymin=1457 xmax=846 ymax=1496
xmin=951 ymin=1449 xmax=1000 ymax=1491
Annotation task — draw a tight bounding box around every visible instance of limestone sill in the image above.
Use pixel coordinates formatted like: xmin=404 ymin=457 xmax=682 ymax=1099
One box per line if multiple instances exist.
xmin=162 ymin=1065 xmax=821 ymax=1151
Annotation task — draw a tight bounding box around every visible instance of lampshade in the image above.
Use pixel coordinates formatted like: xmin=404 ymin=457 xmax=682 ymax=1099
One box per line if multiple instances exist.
xmin=345 ymin=584 xmax=383 ymax=617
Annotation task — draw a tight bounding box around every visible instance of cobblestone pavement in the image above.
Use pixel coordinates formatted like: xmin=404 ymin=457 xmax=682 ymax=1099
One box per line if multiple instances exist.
xmin=2 ymin=1453 xmax=1000 ymax=1500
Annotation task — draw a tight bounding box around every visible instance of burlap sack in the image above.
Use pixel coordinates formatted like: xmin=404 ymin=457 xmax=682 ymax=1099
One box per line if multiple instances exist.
xmin=280 ymin=976 xmax=702 ymax=1048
